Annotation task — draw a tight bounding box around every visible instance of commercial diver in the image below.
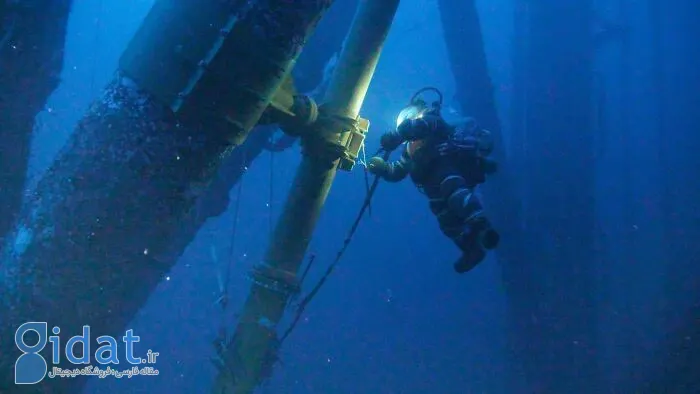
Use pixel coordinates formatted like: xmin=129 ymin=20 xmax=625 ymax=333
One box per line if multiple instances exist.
xmin=367 ymin=87 xmax=500 ymax=273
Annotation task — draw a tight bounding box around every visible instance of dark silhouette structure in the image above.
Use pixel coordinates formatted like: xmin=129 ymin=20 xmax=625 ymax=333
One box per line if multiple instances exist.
xmin=165 ymin=0 xmax=360 ymax=264
xmin=0 ymin=1 xmax=334 ymax=392
xmin=507 ymin=1 xmax=599 ymax=392
xmin=0 ymin=0 xmax=73 ymax=241
xmin=643 ymin=0 xmax=700 ymax=392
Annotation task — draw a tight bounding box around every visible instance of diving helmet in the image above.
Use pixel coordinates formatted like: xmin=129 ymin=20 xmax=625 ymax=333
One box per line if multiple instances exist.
xmin=395 ymin=87 xmax=444 ymax=128
xmin=395 ymin=100 xmax=429 ymax=128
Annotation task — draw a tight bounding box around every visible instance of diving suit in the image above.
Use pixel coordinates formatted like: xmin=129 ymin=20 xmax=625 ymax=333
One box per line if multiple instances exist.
xmin=368 ymin=88 xmax=500 ymax=273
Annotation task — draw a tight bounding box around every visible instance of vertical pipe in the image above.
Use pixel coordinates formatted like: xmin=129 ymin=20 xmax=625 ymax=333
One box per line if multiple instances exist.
xmin=213 ymin=1 xmax=400 ymax=392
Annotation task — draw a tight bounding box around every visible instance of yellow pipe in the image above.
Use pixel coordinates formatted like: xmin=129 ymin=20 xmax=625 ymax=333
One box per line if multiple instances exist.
xmin=211 ymin=0 xmax=400 ymax=392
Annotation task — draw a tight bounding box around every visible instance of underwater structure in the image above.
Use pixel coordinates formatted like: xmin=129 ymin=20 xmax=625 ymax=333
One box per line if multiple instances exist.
xmin=10 ymin=0 xmax=697 ymax=392
xmin=437 ymin=0 xmax=522 ymax=286
xmin=1 ymin=0 xmax=505 ymax=392
xmin=437 ymin=3 xmax=522 ymax=392
xmin=438 ymin=3 xmax=524 ymax=390
xmin=647 ymin=0 xmax=700 ymax=391
xmin=212 ymin=1 xmax=399 ymax=391
xmin=0 ymin=0 xmax=73 ymax=242
xmin=507 ymin=1 xmax=599 ymax=392
xmin=0 ymin=0 xmax=334 ymax=392
xmin=160 ymin=0 xmax=359 ymax=268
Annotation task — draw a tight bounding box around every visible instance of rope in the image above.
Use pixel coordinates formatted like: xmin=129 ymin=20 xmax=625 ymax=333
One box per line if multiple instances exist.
xmin=269 ymin=143 xmax=275 ymax=239
xmin=224 ymin=176 xmax=244 ymax=304
xmin=265 ymin=134 xmax=297 ymax=152
xmin=360 ymin=143 xmax=373 ymax=216
xmin=215 ymin=157 xmax=246 ymax=345
xmin=278 ymin=148 xmax=390 ymax=345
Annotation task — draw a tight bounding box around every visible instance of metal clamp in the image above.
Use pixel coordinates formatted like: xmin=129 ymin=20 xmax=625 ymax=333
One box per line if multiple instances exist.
xmin=246 ymin=264 xmax=301 ymax=297
xmin=338 ymin=116 xmax=369 ymax=171
xmin=307 ymin=110 xmax=369 ymax=171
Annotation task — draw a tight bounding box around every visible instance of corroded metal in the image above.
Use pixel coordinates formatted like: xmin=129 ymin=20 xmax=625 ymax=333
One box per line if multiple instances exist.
xmin=0 ymin=1 xmax=334 ymax=392
xmin=120 ymin=0 xmax=334 ymax=146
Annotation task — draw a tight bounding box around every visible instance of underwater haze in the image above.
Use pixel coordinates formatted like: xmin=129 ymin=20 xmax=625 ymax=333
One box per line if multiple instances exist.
xmin=1 ymin=0 xmax=699 ymax=393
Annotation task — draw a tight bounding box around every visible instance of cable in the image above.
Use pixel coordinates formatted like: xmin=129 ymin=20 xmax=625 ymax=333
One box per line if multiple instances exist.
xmin=278 ymin=149 xmax=390 ymax=345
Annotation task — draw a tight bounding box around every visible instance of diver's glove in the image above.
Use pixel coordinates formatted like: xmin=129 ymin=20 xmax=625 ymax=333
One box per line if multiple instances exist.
xmin=367 ymin=156 xmax=389 ymax=176
xmin=380 ymin=131 xmax=403 ymax=152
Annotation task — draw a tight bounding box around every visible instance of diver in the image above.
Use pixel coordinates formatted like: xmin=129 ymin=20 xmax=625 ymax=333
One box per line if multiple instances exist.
xmin=367 ymin=87 xmax=500 ymax=273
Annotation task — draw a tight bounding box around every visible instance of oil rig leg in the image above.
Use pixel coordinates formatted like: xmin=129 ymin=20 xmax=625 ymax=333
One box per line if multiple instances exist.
xmin=0 ymin=1 xmax=333 ymax=392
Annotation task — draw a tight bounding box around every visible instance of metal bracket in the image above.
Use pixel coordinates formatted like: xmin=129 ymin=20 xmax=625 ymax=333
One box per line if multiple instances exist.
xmin=262 ymin=75 xmax=319 ymax=135
xmin=257 ymin=77 xmax=369 ymax=171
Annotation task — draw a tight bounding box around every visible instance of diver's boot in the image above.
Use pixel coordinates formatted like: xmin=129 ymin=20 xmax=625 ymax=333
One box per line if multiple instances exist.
xmin=453 ymin=247 xmax=486 ymax=274
xmin=451 ymin=217 xmax=494 ymax=274
xmin=479 ymin=228 xmax=500 ymax=250
xmin=467 ymin=216 xmax=499 ymax=250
